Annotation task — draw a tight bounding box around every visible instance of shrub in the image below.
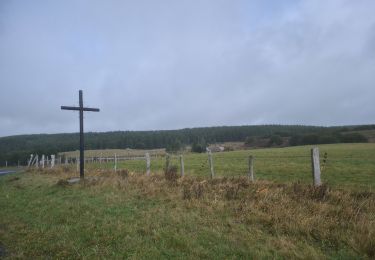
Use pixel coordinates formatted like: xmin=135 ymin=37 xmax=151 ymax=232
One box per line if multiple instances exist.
xmin=268 ymin=135 xmax=283 ymax=146
xmin=244 ymin=136 xmax=254 ymax=146
xmin=224 ymin=146 xmax=234 ymax=151
xmin=165 ymin=165 xmax=178 ymax=182
xmin=191 ymin=142 xmax=206 ymax=153
xmin=166 ymin=139 xmax=182 ymax=153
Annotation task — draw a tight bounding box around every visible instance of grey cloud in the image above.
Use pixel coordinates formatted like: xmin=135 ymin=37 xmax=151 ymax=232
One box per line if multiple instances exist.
xmin=0 ymin=0 xmax=375 ymax=136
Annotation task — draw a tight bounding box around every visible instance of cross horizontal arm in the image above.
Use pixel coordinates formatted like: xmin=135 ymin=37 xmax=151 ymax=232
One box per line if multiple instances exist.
xmin=82 ymin=107 xmax=100 ymax=112
xmin=61 ymin=106 xmax=80 ymax=111
xmin=61 ymin=106 xmax=100 ymax=112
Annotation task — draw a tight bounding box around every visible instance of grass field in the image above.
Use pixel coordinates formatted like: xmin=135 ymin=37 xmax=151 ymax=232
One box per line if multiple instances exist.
xmin=79 ymin=143 xmax=375 ymax=190
xmin=1 ymin=171 xmax=374 ymax=258
xmin=1 ymin=143 xmax=374 ymax=258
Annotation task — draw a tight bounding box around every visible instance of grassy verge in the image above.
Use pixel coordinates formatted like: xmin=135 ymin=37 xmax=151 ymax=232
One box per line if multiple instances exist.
xmin=1 ymin=169 xmax=374 ymax=259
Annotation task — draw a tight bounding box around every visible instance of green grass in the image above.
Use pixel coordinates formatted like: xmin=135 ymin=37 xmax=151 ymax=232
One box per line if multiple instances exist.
xmin=83 ymin=143 xmax=375 ymax=190
xmin=0 ymin=172 xmax=374 ymax=259
xmin=1 ymin=143 xmax=374 ymax=258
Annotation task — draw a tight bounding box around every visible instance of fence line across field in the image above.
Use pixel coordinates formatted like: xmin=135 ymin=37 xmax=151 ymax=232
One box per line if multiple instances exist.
xmin=19 ymin=146 xmax=375 ymax=187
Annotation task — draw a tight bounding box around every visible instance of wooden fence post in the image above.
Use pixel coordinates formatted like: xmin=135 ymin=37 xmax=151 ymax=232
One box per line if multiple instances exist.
xmin=41 ymin=155 xmax=45 ymax=168
xmin=51 ymin=155 xmax=55 ymax=168
xmin=248 ymin=155 xmax=254 ymax=181
xmin=180 ymin=155 xmax=185 ymax=177
xmin=29 ymin=155 xmax=35 ymax=167
xmin=114 ymin=153 xmax=117 ymax=172
xmin=35 ymin=155 xmax=39 ymax=167
xmin=76 ymin=157 xmax=79 ymax=172
xmin=28 ymin=154 xmax=33 ymax=167
xmin=208 ymin=149 xmax=214 ymax=178
xmin=311 ymin=147 xmax=321 ymax=186
xmin=146 ymin=153 xmax=151 ymax=176
xmin=165 ymin=154 xmax=170 ymax=173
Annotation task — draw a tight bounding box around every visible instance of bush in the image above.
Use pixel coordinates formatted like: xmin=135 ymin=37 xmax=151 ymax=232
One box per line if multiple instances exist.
xmin=166 ymin=139 xmax=182 ymax=153
xmin=191 ymin=142 xmax=206 ymax=153
xmin=268 ymin=135 xmax=283 ymax=146
xmin=224 ymin=146 xmax=234 ymax=151
xmin=165 ymin=165 xmax=179 ymax=182
xmin=244 ymin=136 xmax=254 ymax=146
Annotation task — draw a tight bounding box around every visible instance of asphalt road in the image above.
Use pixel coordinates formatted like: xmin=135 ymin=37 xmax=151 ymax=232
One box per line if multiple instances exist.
xmin=0 ymin=169 xmax=19 ymax=176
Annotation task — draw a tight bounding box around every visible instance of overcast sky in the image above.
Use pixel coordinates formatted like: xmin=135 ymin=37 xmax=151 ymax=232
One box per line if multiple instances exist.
xmin=1 ymin=0 xmax=375 ymax=137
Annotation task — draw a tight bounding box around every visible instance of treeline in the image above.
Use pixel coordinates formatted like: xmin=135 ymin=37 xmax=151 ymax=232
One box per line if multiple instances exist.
xmin=290 ymin=132 xmax=368 ymax=146
xmin=0 ymin=124 xmax=371 ymax=166
xmin=287 ymin=124 xmax=373 ymax=146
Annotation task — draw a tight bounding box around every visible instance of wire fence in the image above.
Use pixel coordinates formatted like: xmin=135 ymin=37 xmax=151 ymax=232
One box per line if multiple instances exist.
xmin=23 ymin=147 xmax=375 ymax=188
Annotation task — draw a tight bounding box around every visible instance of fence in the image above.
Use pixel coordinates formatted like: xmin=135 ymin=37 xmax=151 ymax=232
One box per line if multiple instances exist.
xmin=21 ymin=146 xmax=375 ymax=188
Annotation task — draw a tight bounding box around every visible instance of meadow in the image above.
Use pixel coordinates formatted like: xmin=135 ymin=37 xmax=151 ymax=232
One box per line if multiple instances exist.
xmin=0 ymin=143 xmax=374 ymax=258
xmin=82 ymin=143 xmax=375 ymax=190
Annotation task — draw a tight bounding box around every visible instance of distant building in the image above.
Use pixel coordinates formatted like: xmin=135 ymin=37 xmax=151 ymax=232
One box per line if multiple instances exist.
xmin=207 ymin=146 xmax=225 ymax=153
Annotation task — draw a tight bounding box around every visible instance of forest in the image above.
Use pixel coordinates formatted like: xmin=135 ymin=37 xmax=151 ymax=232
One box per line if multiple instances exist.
xmin=0 ymin=124 xmax=372 ymax=166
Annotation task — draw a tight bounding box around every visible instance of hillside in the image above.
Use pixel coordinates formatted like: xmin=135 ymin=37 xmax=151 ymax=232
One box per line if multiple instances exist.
xmin=0 ymin=124 xmax=373 ymax=166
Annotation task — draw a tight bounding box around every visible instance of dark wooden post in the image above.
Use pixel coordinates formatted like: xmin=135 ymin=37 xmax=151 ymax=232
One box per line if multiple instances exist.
xmin=79 ymin=91 xmax=84 ymax=178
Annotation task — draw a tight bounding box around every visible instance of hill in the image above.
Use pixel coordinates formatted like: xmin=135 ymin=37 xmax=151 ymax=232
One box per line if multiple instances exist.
xmin=0 ymin=124 xmax=373 ymax=166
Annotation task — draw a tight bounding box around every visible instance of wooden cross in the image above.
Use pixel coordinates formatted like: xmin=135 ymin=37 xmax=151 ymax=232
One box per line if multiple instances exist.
xmin=61 ymin=90 xmax=100 ymax=179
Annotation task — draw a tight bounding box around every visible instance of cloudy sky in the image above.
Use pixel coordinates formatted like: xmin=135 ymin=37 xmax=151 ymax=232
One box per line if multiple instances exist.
xmin=0 ymin=0 xmax=374 ymax=137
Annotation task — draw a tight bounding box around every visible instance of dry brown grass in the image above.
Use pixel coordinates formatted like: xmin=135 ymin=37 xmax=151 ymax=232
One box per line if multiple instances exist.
xmin=25 ymin=167 xmax=375 ymax=258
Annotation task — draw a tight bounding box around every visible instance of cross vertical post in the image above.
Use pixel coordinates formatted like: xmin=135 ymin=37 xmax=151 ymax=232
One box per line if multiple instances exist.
xmin=79 ymin=90 xmax=84 ymax=179
xmin=61 ymin=90 xmax=100 ymax=180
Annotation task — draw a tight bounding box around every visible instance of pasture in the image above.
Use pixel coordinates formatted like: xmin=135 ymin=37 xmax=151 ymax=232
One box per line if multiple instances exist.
xmin=0 ymin=143 xmax=374 ymax=258
xmin=80 ymin=143 xmax=375 ymax=190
